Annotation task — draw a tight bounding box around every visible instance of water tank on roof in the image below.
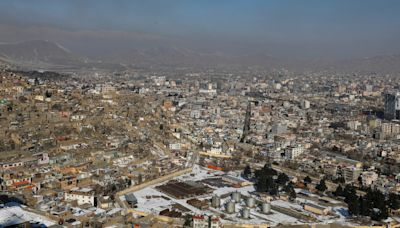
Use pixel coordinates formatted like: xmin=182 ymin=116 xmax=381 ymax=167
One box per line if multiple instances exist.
xmin=231 ymin=191 xmax=241 ymax=202
xmin=211 ymin=195 xmax=221 ymax=208
xmin=226 ymin=201 xmax=235 ymax=214
xmin=262 ymin=202 xmax=271 ymax=214
xmin=241 ymin=207 xmax=250 ymax=219
xmin=246 ymin=197 xmax=255 ymax=208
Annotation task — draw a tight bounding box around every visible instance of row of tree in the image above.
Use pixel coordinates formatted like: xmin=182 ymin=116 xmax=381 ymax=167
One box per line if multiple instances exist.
xmin=246 ymin=164 xmax=296 ymax=199
xmin=334 ymin=184 xmax=400 ymax=221
xmin=245 ymin=164 xmax=400 ymax=221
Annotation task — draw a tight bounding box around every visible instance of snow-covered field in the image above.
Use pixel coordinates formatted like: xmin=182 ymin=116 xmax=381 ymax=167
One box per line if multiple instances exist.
xmin=121 ymin=165 xmax=349 ymax=226
xmin=0 ymin=205 xmax=55 ymax=227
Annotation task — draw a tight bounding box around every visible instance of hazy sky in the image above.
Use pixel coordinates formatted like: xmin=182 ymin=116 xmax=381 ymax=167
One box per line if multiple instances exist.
xmin=0 ymin=0 xmax=400 ymax=58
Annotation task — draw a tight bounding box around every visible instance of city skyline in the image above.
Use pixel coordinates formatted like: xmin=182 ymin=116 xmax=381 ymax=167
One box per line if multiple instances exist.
xmin=1 ymin=1 xmax=400 ymax=227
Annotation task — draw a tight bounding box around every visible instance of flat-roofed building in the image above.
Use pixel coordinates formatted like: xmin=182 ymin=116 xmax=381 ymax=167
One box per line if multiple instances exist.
xmin=64 ymin=187 xmax=95 ymax=206
xmin=304 ymin=203 xmax=331 ymax=215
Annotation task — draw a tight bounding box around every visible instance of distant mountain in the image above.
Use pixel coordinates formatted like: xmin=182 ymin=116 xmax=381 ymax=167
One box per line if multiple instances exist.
xmin=328 ymin=55 xmax=400 ymax=73
xmin=0 ymin=40 xmax=125 ymax=71
xmin=1 ymin=39 xmax=400 ymax=73
xmin=0 ymin=40 xmax=85 ymax=67
xmin=0 ymin=56 xmax=9 ymax=65
xmin=108 ymin=46 xmax=284 ymax=69
xmin=106 ymin=45 xmax=400 ymax=73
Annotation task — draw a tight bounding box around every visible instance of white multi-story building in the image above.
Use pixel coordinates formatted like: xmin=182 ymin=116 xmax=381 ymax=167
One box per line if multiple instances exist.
xmin=285 ymin=145 xmax=304 ymax=160
xmin=193 ymin=216 xmax=208 ymax=228
xmin=190 ymin=110 xmax=202 ymax=119
xmin=209 ymin=217 xmax=220 ymax=228
xmin=347 ymin=121 xmax=361 ymax=131
xmin=101 ymin=84 xmax=116 ymax=94
xmin=301 ymin=100 xmax=310 ymax=109
xmin=381 ymin=122 xmax=400 ymax=136
xmin=169 ymin=143 xmax=181 ymax=151
xmin=199 ymin=88 xmax=217 ymax=96
xmin=64 ymin=187 xmax=95 ymax=206
xmin=192 ymin=215 xmax=220 ymax=228
xmin=343 ymin=165 xmax=363 ymax=184
xmin=36 ymin=153 xmax=50 ymax=165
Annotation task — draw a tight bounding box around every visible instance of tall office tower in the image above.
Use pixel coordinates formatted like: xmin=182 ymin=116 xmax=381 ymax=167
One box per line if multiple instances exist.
xmin=384 ymin=92 xmax=400 ymax=120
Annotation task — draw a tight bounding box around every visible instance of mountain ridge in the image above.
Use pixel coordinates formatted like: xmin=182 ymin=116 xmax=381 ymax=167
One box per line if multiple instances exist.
xmin=1 ymin=39 xmax=400 ymax=73
xmin=0 ymin=40 xmax=125 ymax=71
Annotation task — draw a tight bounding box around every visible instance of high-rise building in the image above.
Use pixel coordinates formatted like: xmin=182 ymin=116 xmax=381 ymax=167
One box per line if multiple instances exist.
xmin=343 ymin=165 xmax=362 ymax=183
xmin=301 ymin=100 xmax=310 ymax=109
xmin=384 ymin=92 xmax=400 ymax=120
